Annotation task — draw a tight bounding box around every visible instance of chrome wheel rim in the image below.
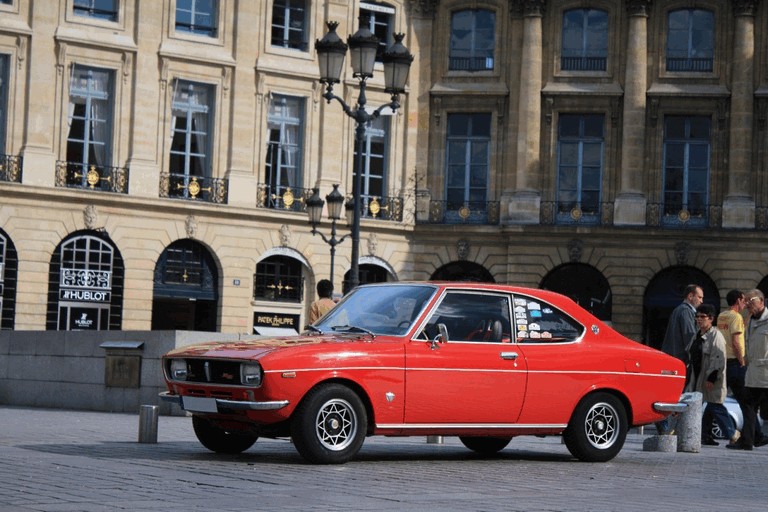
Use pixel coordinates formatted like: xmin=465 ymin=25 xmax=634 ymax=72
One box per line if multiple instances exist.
xmin=315 ymin=398 xmax=358 ymax=451
xmin=585 ymin=401 xmax=619 ymax=449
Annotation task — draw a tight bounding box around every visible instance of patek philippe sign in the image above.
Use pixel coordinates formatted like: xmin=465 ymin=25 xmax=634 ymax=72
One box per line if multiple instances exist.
xmin=59 ymin=268 xmax=112 ymax=303
xmin=253 ymin=311 xmax=300 ymax=334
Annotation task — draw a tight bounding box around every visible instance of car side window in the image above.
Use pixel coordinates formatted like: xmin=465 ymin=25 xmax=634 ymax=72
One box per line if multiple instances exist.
xmin=513 ymin=295 xmax=584 ymax=343
xmin=423 ymin=292 xmax=512 ymax=343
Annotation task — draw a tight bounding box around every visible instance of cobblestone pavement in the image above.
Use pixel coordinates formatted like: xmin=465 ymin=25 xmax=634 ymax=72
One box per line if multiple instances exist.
xmin=0 ymin=406 xmax=766 ymax=511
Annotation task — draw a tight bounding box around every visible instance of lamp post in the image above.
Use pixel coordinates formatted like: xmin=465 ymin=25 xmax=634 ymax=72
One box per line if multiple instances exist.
xmin=306 ymin=184 xmax=348 ymax=291
xmin=315 ymin=19 xmax=413 ymax=291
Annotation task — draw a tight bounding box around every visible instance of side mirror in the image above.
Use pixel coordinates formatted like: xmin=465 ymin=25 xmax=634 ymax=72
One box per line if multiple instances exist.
xmin=430 ymin=323 xmax=448 ymax=350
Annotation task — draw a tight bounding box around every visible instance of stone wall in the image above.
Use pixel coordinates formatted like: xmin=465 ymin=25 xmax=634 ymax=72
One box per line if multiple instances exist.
xmin=0 ymin=331 xmax=255 ymax=414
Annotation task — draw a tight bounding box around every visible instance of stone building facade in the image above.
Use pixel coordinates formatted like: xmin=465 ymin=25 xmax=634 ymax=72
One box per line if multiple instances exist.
xmin=1 ymin=0 xmax=768 ymax=346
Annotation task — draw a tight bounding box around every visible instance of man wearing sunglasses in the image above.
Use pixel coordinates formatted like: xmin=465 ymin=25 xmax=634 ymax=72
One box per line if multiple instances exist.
xmin=727 ymin=289 xmax=768 ymax=450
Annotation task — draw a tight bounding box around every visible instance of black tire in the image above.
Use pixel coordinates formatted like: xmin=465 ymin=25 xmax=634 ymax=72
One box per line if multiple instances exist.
xmin=290 ymin=383 xmax=367 ymax=464
xmin=563 ymin=392 xmax=627 ymax=462
xmin=459 ymin=436 xmax=512 ymax=455
xmin=192 ymin=415 xmax=258 ymax=454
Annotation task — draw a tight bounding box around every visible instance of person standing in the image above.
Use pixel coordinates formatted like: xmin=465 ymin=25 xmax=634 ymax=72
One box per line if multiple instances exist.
xmin=656 ymin=284 xmax=703 ymax=435
xmin=727 ymin=289 xmax=768 ymax=450
xmin=308 ymin=279 xmax=336 ymax=324
xmin=694 ymin=304 xmax=739 ymax=446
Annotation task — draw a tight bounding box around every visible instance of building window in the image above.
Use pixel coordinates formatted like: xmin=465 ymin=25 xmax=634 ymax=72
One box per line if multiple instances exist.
xmin=265 ymin=94 xmax=304 ymax=204
xmin=445 ymin=113 xmax=491 ymax=212
xmin=666 ymin=9 xmax=714 ymax=72
xmin=66 ymin=65 xmax=114 ymax=186
xmin=73 ymin=0 xmax=118 ymax=21
xmin=556 ymin=114 xmax=604 ymax=224
xmin=271 ymin=0 xmax=308 ymax=51
xmin=47 ymin=233 xmax=124 ymax=331
xmin=169 ymin=79 xmax=213 ymax=195
xmin=0 ymin=229 xmax=17 ymax=330
xmin=449 ymin=9 xmax=495 ymax=71
xmin=360 ymin=2 xmax=394 ymax=62
xmin=353 ymin=115 xmax=389 ymax=216
xmin=663 ymin=116 xmax=710 ymax=225
xmin=0 ymin=54 xmax=7 ymax=154
xmin=561 ymin=9 xmax=607 ymax=71
xmin=254 ymin=256 xmax=304 ymax=303
xmin=176 ymin=0 xmax=218 ymax=38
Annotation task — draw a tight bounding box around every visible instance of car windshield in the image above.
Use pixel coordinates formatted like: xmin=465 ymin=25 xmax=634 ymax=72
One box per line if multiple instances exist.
xmin=313 ymin=284 xmax=437 ymax=336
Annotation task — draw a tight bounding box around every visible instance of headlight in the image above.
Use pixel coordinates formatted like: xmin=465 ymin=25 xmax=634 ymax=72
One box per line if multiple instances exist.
xmin=241 ymin=362 xmax=263 ymax=386
xmin=170 ymin=359 xmax=188 ymax=380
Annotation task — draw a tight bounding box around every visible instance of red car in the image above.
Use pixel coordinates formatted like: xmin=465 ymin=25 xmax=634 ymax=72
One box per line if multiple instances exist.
xmin=160 ymin=282 xmax=686 ymax=464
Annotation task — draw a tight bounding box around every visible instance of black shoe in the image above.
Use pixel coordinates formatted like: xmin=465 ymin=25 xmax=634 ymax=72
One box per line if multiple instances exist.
xmin=702 ymin=439 xmax=719 ymax=446
xmin=726 ymin=440 xmax=753 ymax=451
xmin=755 ymin=438 xmax=768 ymax=448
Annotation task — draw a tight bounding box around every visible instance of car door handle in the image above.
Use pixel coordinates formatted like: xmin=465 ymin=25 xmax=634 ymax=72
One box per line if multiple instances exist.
xmin=500 ymin=352 xmax=518 ymax=360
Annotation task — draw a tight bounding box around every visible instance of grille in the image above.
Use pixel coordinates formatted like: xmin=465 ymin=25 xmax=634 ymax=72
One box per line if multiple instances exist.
xmin=184 ymin=359 xmax=241 ymax=385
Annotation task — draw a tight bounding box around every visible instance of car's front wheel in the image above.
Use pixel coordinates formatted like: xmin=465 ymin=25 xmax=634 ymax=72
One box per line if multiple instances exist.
xmin=192 ymin=415 xmax=258 ymax=454
xmin=291 ymin=383 xmax=368 ymax=464
xmin=459 ymin=436 xmax=512 ymax=455
xmin=563 ymin=392 xmax=627 ymax=462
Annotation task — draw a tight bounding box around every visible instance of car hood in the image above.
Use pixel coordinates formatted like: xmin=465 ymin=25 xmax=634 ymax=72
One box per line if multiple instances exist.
xmin=164 ymin=334 xmax=365 ymax=360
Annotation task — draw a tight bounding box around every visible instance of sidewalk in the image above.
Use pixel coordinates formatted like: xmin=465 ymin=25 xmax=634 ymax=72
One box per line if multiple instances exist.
xmin=1 ymin=406 xmax=766 ymax=511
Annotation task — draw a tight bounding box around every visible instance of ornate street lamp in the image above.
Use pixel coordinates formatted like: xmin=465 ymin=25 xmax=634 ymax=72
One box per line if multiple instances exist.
xmin=306 ymin=184 xmax=348 ymax=290
xmin=315 ymin=19 xmax=413 ymax=291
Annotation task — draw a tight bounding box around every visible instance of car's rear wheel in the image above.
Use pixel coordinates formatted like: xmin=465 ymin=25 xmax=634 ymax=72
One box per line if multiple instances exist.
xmin=192 ymin=415 xmax=258 ymax=454
xmin=291 ymin=383 xmax=367 ymax=464
xmin=563 ymin=392 xmax=627 ymax=462
xmin=459 ymin=436 xmax=512 ymax=455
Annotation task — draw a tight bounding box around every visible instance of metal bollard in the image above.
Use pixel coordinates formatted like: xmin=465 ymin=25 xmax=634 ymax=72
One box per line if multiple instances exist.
xmin=138 ymin=405 xmax=159 ymax=444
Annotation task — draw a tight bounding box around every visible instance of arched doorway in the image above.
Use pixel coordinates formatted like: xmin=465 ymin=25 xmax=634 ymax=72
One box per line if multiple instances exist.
xmin=152 ymin=239 xmax=218 ymax=331
xmin=540 ymin=263 xmax=612 ymax=322
xmin=342 ymin=263 xmax=392 ymax=295
xmin=0 ymin=228 xmax=18 ymax=330
xmin=430 ymin=261 xmax=494 ymax=282
xmin=642 ymin=266 xmax=719 ymax=349
xmin=46 ymin=230 xmax=125 ymax=330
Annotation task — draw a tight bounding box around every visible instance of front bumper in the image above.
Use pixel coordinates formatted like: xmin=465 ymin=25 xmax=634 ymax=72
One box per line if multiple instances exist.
xmin=159 ymin=391 xmax=289 ymax=413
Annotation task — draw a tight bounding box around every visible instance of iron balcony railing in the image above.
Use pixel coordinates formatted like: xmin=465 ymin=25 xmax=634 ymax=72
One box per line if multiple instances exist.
xmin=159 ymin=172 xmax=227 ymax=204
xmin=560 ymin=56 xmax=607 ymax=71
xmin=356 ymin=195 xmax=404 ymax=222
xmin=646 ymin=203 xmax=720 ymax=229
xmin=256 ymin=184 xmax=313 ymax=213
xmin=0 ymin=154 xmax=22 ymax=183
xmin=55 ymin=161 xmax=129 ymax=193
xmin=426 ymin=200 xmax=500 ymax=225
xmin=666 ymin=57 xmax=713 ymax=72
xmin=540 ymin=202 xmax=613 ymax=226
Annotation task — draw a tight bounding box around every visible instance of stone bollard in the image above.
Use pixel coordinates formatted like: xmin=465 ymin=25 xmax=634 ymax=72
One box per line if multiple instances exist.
xmin=675 ymin=391 xmax=702 ymax=453
xmin=138 ymin=405 xmax=159 ymax=444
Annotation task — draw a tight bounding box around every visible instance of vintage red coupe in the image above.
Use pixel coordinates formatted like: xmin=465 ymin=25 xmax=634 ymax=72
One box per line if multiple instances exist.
xmin=160 ymin=282 xmax=686 ymax=464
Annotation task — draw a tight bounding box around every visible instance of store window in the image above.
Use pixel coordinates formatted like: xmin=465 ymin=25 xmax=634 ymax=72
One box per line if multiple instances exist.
xmin=0 ymin=229 xmax=17 ymax=330
xmin=449 ymin=9 xmax=495 ymax=71
xmin=561 ymin=9 xmax=607 ymax=71
xmin=254 ymin=256 xmax=304 ymax=303
xmin=47 ymin=232 xmax=124 ymax=331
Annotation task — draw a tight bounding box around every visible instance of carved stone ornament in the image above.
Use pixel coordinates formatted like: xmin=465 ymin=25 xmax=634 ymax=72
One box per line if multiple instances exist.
xmin=674 ymin=241 xmax=690 ymax=266
xmin=84 ymin=205 xmax=97 ymax=230
xmin=185 ymin=215 xmax=197 ymax=239
xmin=457 ymin=239 xmax=470 ymax=261
xmin=567 ymin=238 xmax=583 ymax=263
xmin=280 ymin=225 xmax=291 ymax=247
xmin=407 ymin=0 xmax=438 ymax=17
xmin=626 ymin=0 xmax=652 ymax=17
xmin=367 ymin=233 xmax=378 ymax=257
xmin=733 ymin=0 xmax=758 ymax=17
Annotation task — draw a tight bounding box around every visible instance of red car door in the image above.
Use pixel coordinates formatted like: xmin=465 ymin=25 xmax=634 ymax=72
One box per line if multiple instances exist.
xmin=403 ymin=291 xmax=528 ymax=425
